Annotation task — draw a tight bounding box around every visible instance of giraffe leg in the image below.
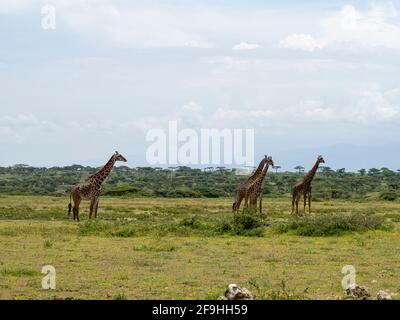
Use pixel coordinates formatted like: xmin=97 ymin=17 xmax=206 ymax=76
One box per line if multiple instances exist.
xmin=250 ymin=195 xmax=257 ymax=212
xmin=73 ymin=202 xmax=81 ymax=222
xmin=94 ymin=197 xmax=100 ymax=219
xmin=295 ymin=194 xmax=301 ymax=216
xmin=76 ymin=201 xmax=81 ymax=222
xmin=232 ymin=190 xmax=242 ymax=212
xmin=243 ymin=194 xmax=249 ymax=212
xmin=308 ymin=189 xmax=312 ymax=214
xmin=259 ymin=191 xmax=263 ymax=214
xmin=303 ymin=193 xmax=307 ymax=213
xmin=236 ymin=196 xmax=243 ymax=213
xmin=72 ymin=196 xmax=81 ymax=222
xmin=232 ymin=192 xmax=238 ymax=213
xmin=89 ymin=198 xmax=94 ymax=220
xmin=291 ymin=193 xmax=296 ymax=214
xmin=251 ymin=191 xmax=259 ymax=212
xmin=233 ymin=191 xmax=243 ymax=213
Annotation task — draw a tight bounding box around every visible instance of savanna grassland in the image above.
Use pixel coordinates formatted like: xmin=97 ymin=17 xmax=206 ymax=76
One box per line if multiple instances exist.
xmin=1 ymin=196 xmax=400 ymax=300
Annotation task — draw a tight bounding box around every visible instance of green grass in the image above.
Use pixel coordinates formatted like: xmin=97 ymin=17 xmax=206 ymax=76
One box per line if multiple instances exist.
xmin=1 ymin=268 xmax=40 ymax=277
xmin=0 ymin=196 xmax=400 ymax=300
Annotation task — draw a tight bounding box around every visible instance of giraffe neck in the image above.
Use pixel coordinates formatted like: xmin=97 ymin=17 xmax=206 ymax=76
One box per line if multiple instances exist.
xmin=303 ymin=159 xmax=320 ymax=185
xmin=255 ymin=162 xmax=270 ymax=184
xmin=248 ymin=158 xmax=266 ymax=182
xmin=91 ymin=155 xmax=117 ymax=184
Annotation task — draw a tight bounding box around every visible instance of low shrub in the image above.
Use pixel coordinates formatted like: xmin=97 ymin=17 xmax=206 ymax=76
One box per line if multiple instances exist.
xmin=233 ymin=213 xmax=262 ymax=230
xmin=275 ymin=213 xmax=392 ymax=236
xmin=103 ymin=185 xmax=152 ymax=197
xmin=231 ymin=212 xmax=265 ymax=237
xmin=379 ymin=191 xmax=398 ymax=201
xmin=331 ymin=189 xmax=352 ymax=199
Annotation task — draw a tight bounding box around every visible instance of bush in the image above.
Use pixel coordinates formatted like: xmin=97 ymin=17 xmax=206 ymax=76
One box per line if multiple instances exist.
xmin=233 ymin=213 xmax=262 ymax=230
xmin=179 ymin=215 xmax=203 ymax=229
xmin=312 ymin=191 xmax=331 ymax=201
xmin=216 ymin=220 xmax=233 ymax=233
xmin=275 ymin=213 xmax=392 ymax=236
xmin=331 ymin=189 xmax=351 ymax=199
xmin=155 ymin=188 xmax=202 ymax=198
xmin=379 ymin=191 xmax=398 ymax=201
xmin=232 ymin=213 xmax=265 ymax=237
xmin=194 ymin=187 xmax=223 ymax=198
xmin=103 ymin=185 xmax=152 ymax=197
xmin=110 ymin=228 xmax=136 ymax=237
xmin=79 ymin=220 xmax=138 ymax=237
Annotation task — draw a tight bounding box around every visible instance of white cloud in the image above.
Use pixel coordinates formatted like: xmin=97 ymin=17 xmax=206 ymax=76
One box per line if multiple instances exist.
xmin=351 ymin=86 xmax=400 ymax=124
xmin=213 ymin=107 xmax=243 ymax=120
xmin=322 ymin=4 xmax=400 ymax=49
xmin=232 ymin=42 xmax=262 ymax=50
xmin=0 ymin=0 xmax=214 ymax=48
xmin=0 ymin=114 xmax=57 ymax=144
xmin=43 ymin=2 xmax=272 ymax=49
xmin=0 ymin=114 xmax=55 ymax=129
xmin=279 ymin=34 xmax=323 ymax=52
xmin=180 ymin=101 xmax=203 ymax=113
xmin=121 ymin=101 xmax=206 ymax=132
xmin=281 ymin=4 xmax=400 ymax=51
xmin=60 ymin=4 xmax=210 ymax=48
xmin=0 ymin=1 xmax=302 ymax=50
xmin=249 ymin=110 xmax=274 ymax=118
xmin=184 ymin=41 xmax=213 ymax=48
xmin=0 ymin=0 xmax=35 ymax=13
xmin=297 ymin=100 xmax=334 ymax=120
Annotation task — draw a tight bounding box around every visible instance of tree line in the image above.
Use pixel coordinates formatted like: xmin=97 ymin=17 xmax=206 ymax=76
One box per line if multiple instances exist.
xmin=0 ymin=164 xmax=399 ymax=200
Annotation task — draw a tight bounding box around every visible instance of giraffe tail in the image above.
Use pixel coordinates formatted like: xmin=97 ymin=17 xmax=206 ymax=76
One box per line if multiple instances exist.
xmin=68 ymin=193 xmax=72 ymax=215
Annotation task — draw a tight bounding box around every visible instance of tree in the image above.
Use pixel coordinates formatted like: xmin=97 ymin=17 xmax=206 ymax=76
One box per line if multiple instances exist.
xmin=294 ymin=166 xmax=305 ymax=173
xmin=320 ymin=166 xmax=334 ymax=174
xmin=368 ymin=168 xmax=380 ymax=175
xmin=273 ymin=165 xmax=281 ymax=173
xmin=358 ymin=168 xmax=366 ymax=176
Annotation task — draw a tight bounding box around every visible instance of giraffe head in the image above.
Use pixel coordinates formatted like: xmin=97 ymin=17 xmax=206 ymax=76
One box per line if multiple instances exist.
xmin=317 ymin=155 xmax=325 ymax=164
xmin=114 ymin=151 xmax=127 ymax=162
xmin=266 ymin=156 xmax=274 ymax=167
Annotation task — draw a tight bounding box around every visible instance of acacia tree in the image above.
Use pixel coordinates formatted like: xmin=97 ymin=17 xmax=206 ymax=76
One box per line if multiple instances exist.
xmin=273 ymin=165 xmax=281 ymax=173
xmin=294 ymin=165 xmax=305 ymax=174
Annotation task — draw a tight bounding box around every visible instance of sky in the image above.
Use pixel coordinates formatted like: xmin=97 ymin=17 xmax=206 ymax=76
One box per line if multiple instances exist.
xmin=0 ymin=0 xmax=400 ymax=171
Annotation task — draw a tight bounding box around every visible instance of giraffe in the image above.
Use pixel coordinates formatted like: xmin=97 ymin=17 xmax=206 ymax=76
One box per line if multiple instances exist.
xmin=68 ymin=151 xmax=127 ymax=222
xmin=245 ymin=156 xmax=274 ymax=213
xmin=232 ymin=155 xmax=268 ymax=213
xmin=291 ymin=155 xmax=325 ymax=215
